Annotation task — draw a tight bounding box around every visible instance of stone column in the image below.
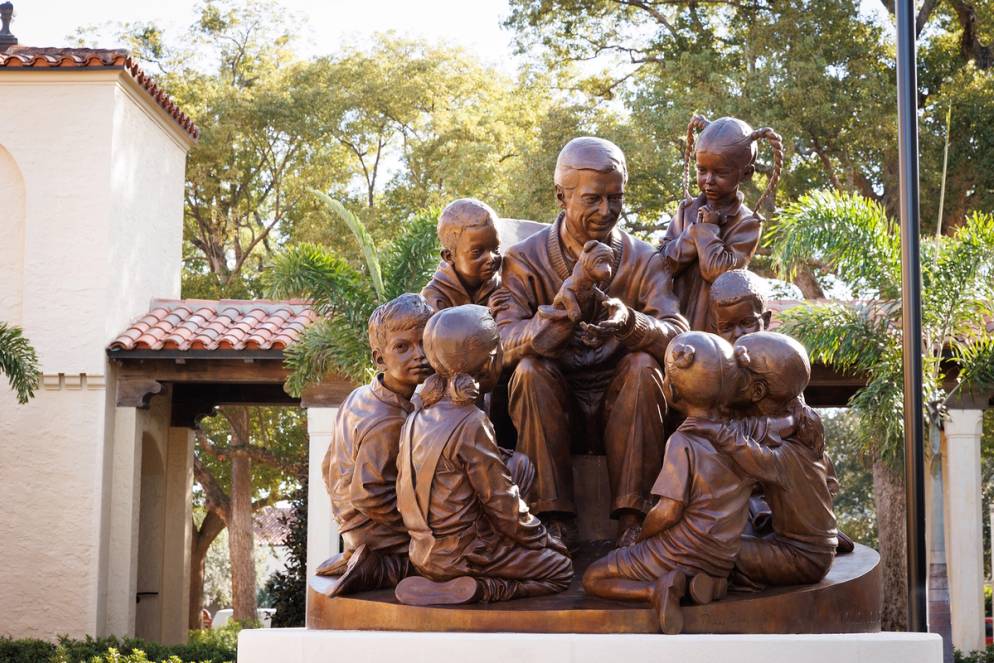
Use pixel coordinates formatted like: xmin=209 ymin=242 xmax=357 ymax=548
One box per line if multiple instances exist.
xmin=306 ymin=408 xmax=340 ymax=581
xmin=943 ymin=409 xmax=985 ymax=654
xmin=160 ymin=427 xmax=194 ymax=645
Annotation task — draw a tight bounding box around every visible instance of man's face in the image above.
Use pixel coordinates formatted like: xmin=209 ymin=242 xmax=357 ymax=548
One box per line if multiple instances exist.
xmin=559 ymin=169 xmax=625 ymax=243
xmin=714 ymin=298 xmax=770 ymax=343
xmin=374 ymin=324 xmax=433 ymax=394
xmin=445 ymin=223 xmax=501 ymax=291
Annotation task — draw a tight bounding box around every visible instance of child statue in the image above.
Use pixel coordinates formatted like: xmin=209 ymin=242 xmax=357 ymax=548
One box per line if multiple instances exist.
xmin=659 ymin=116 xmax=783 ymax=333
xmin=315 ymin=293 xmax=435 ymax=596
xmin=421 ymin=198 xmax=503 ymax=312
xmin=709 ymin=268 xmax=773 ymax=344
xmin=694 ymin=331 xmax=840 ymax=588
xmin=394 ymin=305 xmax=574 ymax=605
xmin=581 ymin=331 xmax=758 ymax=634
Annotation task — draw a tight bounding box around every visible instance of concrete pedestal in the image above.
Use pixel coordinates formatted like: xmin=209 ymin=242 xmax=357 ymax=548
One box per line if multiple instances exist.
xmin=238 ymin=629 xmax=941 ymax=663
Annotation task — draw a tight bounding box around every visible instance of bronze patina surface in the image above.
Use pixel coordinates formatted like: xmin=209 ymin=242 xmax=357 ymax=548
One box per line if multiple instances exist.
xmin=307 ymin=543 xmax=880 ymax=634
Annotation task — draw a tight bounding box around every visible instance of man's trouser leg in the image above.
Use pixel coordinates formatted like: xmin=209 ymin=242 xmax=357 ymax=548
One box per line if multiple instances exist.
xmin=508 ymin=355 xmax=574 ymax=515
xmin=601 ymin=351 xmax=666 ymax=517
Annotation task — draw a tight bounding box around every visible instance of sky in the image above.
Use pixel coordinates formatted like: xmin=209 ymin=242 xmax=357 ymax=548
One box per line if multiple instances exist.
xmin=9 ymin=0 xmax=523 ymax=69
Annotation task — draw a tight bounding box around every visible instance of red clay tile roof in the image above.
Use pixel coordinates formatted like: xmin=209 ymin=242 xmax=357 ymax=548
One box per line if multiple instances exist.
xmin=255 ymin=506 xmax=293 ymax=546
xmin=108 ymin=299 xmax=318 ymax=352
xmin=0 ymin=46 xmax=200 ymax=140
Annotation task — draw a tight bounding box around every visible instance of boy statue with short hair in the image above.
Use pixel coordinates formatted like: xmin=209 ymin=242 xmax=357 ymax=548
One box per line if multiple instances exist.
xmin=710 ymin=268 xmax=772 ymax=344
xmin=421 ymin=198 xmax=503 ymax=312
xmin=315 ymin=293 xmax=435 ymax=597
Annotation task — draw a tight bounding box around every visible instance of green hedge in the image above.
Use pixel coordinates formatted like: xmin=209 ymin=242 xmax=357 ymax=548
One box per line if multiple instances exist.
xmin=955 ymin=646 xmax=994 ymax=663
xmin=0 ymin=624 xmax=239 ymax=663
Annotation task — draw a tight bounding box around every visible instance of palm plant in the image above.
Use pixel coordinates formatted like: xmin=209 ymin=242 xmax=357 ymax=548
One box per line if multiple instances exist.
xmin=0 ymin=322 xmax=40 ymax=404
xmin=266 ymin=193 xmax=440 ymax=395
xmin=766 ymin=190 xmax=994 ymax=633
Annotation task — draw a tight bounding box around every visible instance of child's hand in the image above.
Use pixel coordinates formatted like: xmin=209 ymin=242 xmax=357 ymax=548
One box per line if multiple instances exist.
xmin=698 ymin=204 xmax=720 ymax=225
xmin=546 ymin=531 xmax=569 ymax=556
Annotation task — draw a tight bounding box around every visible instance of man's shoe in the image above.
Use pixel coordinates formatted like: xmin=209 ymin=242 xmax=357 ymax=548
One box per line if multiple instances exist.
xmin=616 ymin=524 xmax=642 ymax=548
xmin=395 ymin=576 xmax=481 ymax=606
xmin=543 ymin=516 xmax=580 ymax=555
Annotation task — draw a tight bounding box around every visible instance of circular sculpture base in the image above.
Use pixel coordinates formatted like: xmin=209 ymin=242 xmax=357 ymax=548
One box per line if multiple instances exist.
xmin=306 ymin=543 xmax=880 ymax=634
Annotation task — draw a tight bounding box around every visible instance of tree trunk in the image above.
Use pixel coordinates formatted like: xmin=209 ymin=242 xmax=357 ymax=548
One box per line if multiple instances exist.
xmin=794 ymin=265 xmax=826 ymax=299
xmin=872 ymin=457 xmax=909 ymax=630
xmin=225 ymin=406 xmax=259 ymax=624
xmin=189 ymin=509 xmax=226 ymax=629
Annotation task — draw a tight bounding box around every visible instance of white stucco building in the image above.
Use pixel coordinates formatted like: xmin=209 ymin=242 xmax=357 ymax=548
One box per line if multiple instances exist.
xmin=0 ymin=42 xmax=198 ymax=642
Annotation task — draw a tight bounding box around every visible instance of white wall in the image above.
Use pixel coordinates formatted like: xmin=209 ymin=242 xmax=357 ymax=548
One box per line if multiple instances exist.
xmin=0 ymin=69 xmax=191 ymax=639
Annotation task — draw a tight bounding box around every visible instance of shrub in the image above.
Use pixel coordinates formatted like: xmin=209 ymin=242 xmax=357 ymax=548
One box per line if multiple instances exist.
xmin=265 ymin=475 xmax=308 ymax=627
xmin=955 ymin=646 xmax=994 ymax=663
xmin=0 ymin=623 xmax=239 ymax=663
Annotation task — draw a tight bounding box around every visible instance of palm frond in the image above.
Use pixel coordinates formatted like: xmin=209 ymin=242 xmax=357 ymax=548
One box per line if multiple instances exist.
xmin=848 ymin=368 xmax=906 ymax=465
xmin=766 ymin=190 xmax=901 ymax=299
xmin=923 ymin=212 xmax=994 ymax=349
xmin=282 ymin=316 xmax=375 ymax=396
xmin=777 ymin=302 xmax=892 ymax=374
xmin=380 ymin=209 xmax=441 ymax=299
xmin=948 ymin=335 xmax=994 ymax=400
xmin=312 ymin=190 xmax=385 ymax=302
xmin=0 ymin=323 xmax=41 ymax=404
xmin=265 ymin=243 xmax=373 ymax=320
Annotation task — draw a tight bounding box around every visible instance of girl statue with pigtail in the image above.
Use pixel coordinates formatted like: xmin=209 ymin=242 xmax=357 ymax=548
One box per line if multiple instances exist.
xmin=394 ymin=305 xmax=573 ymax=606
xmin=658 ymin=115 xmax=783 ymax=333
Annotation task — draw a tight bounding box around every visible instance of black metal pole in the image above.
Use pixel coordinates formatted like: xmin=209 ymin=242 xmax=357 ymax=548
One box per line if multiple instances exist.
xmin=895 ymin=0 xmax=928 ymax=634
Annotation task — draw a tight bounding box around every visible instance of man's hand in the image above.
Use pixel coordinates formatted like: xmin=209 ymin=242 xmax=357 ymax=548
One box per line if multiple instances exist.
xmin=580 ymin=297 xmax=630 ymax=339
xmin=530 ymin=304 xmax=576 ymax=356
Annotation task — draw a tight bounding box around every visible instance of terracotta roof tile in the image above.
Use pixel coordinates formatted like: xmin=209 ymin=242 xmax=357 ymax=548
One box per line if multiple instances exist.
xmin=109 ymin=299 xmax=318 ymax=352
xmin=0 ymin=46 xmax=200 ymax=140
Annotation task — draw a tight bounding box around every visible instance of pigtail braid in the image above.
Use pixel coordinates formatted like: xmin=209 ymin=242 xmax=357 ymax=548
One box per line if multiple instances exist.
xmin=419 ymin=374 xmax=447 ymax=408
xmin=683 ymin=114 xmax=711 ymax=202
xmin=750 ymin=127 xmax=783 ymax=213
xmin=447 ymin=372 xmax=480 ymax=405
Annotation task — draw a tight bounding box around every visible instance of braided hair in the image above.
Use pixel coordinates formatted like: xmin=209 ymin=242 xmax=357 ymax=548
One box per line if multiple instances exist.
xmin=682 ymin=114 xmax=784 ymax=214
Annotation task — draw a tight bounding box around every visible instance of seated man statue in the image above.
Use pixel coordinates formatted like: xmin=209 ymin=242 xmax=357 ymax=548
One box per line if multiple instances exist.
xmin=494 ymin=136 xmax=689 ymax=547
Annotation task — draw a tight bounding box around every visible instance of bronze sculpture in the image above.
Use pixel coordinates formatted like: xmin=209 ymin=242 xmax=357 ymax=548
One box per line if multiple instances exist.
xmin=307 ymin=131 xmax=880 ymax=636
xmin=394 ymin=305 xmax=573 ymax=605
xmin=552 ymin=239 xmax=614 ymax=324
xmin=582 ymin=331 xmax=758 ymax=633
xmin=692 ymin=332 xmax=839 ymax=589
xmin=495 ymin=137 xmax=688 ymax=548
xmin=316 ymin=294 xmax=434 ymax=596
xmin=421 ymin=198 xmax=503 ymax=312
xmin=710 ymin=268 xmax=773 ymax=344
xmin=659 ymin=116 xmax=783 ymax=333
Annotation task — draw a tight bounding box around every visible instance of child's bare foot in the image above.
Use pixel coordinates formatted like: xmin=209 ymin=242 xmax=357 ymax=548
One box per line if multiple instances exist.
xmin=651 ymin=571 xmax=687 ymax=635
xmin=395 ymin=576 xmax=481 ymax=606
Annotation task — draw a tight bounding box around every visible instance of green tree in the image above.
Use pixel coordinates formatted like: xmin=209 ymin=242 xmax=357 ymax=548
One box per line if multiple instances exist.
xmin=505 ymin=0 xmax=994 ymax=289
xmin=766 ymin=189 xmax=994 ymax=631
xmin=191 ymin=406 xmax=307 ymax=626
xmin=0 ymin=323 xmax=40 ymax=404
xmin=266 ymin=199 xmax=440 ymax=393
